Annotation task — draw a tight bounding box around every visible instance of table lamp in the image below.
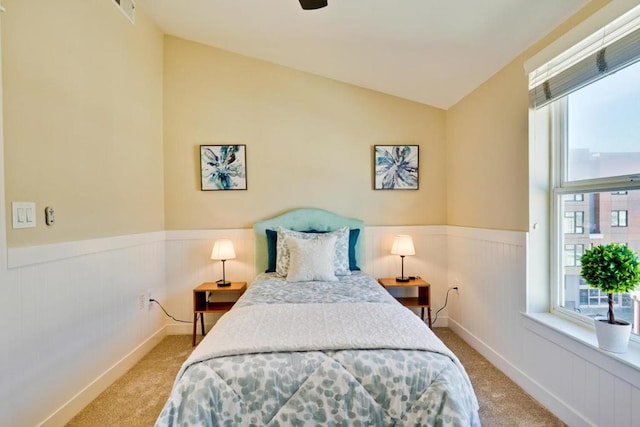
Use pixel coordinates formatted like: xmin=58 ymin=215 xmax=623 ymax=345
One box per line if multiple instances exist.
xmin=391 ymin=235 xmax=415 ymax=282
xmin=211 ymin=239 xmax=236 ymax=287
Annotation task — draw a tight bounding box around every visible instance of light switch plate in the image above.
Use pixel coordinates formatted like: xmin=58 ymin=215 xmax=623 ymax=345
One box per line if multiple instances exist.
xmin=12 ymin=202 xmax=36 ymax=229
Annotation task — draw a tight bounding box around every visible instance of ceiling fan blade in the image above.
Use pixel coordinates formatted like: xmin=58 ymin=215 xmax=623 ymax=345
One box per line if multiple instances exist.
xmin=299 ymin=0 xmax=328 ymax=10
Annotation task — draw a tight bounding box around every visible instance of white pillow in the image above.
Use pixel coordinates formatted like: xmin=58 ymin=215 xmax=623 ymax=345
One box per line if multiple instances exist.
xmin=275 ymin=226 xmax=350 ymax=277
xmin=284 ymin=235 xmax=339 ymax=282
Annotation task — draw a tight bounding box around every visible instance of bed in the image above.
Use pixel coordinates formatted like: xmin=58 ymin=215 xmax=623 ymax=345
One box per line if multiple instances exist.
xmin=156 ymin=208 xmax=480 ymax=426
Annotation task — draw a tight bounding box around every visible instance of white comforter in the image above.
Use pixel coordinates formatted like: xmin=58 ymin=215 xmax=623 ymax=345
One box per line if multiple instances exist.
xmin=184 ymin=302 xmax=470 ymax=386
xmin=157 ymin=275 xmax=481 ymax=426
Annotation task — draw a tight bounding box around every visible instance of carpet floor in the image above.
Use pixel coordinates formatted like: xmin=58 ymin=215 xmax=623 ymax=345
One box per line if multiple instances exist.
xmin=67 ymin=329 xmax=565 ymax=426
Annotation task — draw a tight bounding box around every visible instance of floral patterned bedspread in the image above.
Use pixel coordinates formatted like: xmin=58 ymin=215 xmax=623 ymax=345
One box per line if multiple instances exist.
xmin=156 ymin=273 xmax=480 ymax=427
xmin=234 ymin=272 xmax=399 ymax=307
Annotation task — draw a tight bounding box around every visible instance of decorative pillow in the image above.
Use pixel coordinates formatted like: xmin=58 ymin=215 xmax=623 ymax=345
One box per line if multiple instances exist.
xmin=304 ymin=228 xmax=360 ymax=271
xmin=275 ymin=227 xmax=310 ymax=277
xmin=285 ymin=235 xmax=338 ymax=282
xmin=275 ymin=226 xmax=350 ymax=277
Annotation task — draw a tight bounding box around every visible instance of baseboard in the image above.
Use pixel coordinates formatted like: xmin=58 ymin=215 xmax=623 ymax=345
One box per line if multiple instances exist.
xmin=38 ymin=326 xmax=168 ymax=427
xmin=448 ymin=319 xmax=592 ymax=427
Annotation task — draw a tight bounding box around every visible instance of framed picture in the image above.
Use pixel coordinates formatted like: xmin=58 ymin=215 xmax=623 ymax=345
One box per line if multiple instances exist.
xmin=200 ymin=145 xmax=247 ymax=191
xmin=374 ymin=145 xmax=419 ymax=190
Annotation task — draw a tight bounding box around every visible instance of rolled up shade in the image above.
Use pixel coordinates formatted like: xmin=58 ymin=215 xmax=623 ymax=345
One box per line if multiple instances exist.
xmin=529 ymin=4 xmax=640 ymax=108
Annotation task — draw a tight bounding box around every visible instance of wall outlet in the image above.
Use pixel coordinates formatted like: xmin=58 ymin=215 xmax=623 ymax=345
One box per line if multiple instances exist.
xmin=138 ymin=293 xmax=145 ymax=310
xmin=147 ymin=289 xmax=152 ymax=309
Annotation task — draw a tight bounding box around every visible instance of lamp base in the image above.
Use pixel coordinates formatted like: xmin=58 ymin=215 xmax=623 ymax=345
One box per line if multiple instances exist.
xmin=395 ymin=276 xmax=410 ymax=282
xmin=216 ymin=280 xmax=231 ymax=287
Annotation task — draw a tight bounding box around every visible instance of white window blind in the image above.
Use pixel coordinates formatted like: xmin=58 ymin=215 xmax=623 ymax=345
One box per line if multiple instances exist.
xmin=529 ymin=4 xmax=640 ymax=108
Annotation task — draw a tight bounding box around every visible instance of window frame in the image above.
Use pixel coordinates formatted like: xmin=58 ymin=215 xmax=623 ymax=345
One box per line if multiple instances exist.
xmin=550 ymin=98 xmax=640 ymax=331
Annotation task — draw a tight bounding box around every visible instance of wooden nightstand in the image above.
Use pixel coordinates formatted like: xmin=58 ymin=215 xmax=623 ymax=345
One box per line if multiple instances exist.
xmin=193 ymin=281 xmax=246 ymax=346
xmin=378 ymin=277 xmax=432 ymax=328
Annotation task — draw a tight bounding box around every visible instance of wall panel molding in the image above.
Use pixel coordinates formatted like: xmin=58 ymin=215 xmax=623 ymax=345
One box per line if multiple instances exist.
xmin=11 ymin=223 xmax=636 ymax=426
xmin=7 ymin=231 xmax=166 ymax=268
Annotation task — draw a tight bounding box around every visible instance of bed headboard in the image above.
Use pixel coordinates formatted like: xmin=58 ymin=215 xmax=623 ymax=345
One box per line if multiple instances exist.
xmin=253 ymin=208 xmax=365 ymax=275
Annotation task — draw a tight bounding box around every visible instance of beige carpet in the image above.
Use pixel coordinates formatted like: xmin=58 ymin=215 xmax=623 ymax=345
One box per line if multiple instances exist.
xmin=67 ymin=336 xmax=192 ymax=427
xmin=67 ymin=329 xmax=565 ymax=426
xmin=434 ymin=328 xmax=565 ymax=427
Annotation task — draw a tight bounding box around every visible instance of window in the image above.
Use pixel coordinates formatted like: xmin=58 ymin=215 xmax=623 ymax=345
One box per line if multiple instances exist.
xmin=528 ymin=5 xmax=640 ymax=335
xmin=552 ymin=68 xmax=640 ymax=329
xmin=559 ymin=190 xmax=639 ymax=326
xmin=564 ymin=244 xmax=584 ymax=267
xmin=563 ymin=211 xmax=584 ymax=234
xmin=611 ymin=210 xmax=628 ymax=227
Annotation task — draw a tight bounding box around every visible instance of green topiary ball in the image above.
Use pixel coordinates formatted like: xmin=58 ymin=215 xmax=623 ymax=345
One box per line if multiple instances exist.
xmin=580 ymin=243 xmax=640 ymax=294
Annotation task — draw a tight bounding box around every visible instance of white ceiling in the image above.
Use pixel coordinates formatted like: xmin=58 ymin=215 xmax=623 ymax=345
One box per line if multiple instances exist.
xmin=137 ymin=0 xmax=590 ymax=109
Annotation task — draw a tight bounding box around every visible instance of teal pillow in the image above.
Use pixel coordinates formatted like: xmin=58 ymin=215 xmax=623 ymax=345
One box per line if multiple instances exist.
xmin=348 ymin=228 xmax=361 ymax=271
xmin=265 ymin=229 xmax=278 ymax=273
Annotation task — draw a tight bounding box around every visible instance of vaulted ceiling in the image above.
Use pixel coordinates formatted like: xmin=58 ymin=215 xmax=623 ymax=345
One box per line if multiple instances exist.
xmin=137 ymin=0 xmax=590 ymax=109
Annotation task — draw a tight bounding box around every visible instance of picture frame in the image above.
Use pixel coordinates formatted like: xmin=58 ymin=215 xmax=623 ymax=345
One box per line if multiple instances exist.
xmin=200 ymin=145 xmax=247 ymax=191
xmin=374 ymin=145 xmax=419 ymax=190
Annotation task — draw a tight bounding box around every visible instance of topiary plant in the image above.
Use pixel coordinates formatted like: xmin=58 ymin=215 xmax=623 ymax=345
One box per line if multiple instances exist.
xmin=580 ymin=243 xmax=640 ymax=324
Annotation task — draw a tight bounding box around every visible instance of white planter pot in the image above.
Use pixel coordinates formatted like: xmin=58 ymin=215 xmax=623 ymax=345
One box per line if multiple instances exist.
xmin=594 ymin=319 xmax=632 ymax=353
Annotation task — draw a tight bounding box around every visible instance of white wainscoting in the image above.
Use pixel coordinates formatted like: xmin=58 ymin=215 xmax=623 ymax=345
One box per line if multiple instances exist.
xmin=0 ymin=233 xmax=166 ymax=427
xmin=446 ymin=226 xmax=640 ymax=427
xmin=164 ymin=225 xmax=452 ymax=334
xmin=8 ymin=224 xmax=638 ymax=426
xmin=0 ymin=226 xmax=453 ymax=426
xmin=365 ymin=226 xmax=450 ymax=325
xmin=447 ymin=226 xmax=527 ymax=364
xmin=165 ymin=229 xmax=256 ymax=334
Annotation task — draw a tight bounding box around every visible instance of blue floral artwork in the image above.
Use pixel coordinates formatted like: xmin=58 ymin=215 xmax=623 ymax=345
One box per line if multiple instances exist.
xmin=200 ymin=145 xmax=247 ymax=190
xmin=374 ymin=145 xmax=419 ymax=190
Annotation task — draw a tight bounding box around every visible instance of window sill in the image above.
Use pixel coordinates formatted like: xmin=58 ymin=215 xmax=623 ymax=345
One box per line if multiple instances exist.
xmin=523 ymin=312 xmax=640 ymax=382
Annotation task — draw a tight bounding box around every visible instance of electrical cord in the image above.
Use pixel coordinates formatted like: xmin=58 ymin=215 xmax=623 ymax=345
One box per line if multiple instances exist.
xmin=149 ymin=299 xmax=192 ymax=323
xmin=432 ymin=287 xmax=458 ymax=326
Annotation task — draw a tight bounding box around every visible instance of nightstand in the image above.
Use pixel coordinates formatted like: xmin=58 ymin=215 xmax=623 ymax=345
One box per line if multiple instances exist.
xmin=193 ymin=281 xmax=246 ymax=346
xmin=378 ymin=277 xmax=432 ymax=328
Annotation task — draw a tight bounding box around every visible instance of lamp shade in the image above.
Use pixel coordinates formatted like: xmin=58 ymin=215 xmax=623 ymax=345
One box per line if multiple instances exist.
xmin=391 ymin=235 xmax=415 ymax=256
xmin=210 ymin=239 xmax=236 ymax=261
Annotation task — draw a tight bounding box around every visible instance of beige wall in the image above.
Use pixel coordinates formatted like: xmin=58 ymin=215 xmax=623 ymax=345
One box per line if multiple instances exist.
xmin=2 ymin=0 xmax=164 ymax=247
xmin=445 ymin=58 xmax=530 ymax=231
xmin=445 ymin=0 xmax=613 ymax=232
xmin=163 ymin=36 xmax=446 ymax=230
xmin=2 ymin=0 xmax=616 ymax=246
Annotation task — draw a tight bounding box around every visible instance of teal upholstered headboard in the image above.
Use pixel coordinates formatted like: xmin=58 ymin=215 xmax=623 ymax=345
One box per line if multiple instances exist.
xmin=253 ymin=208 xmax=365 ymax=275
